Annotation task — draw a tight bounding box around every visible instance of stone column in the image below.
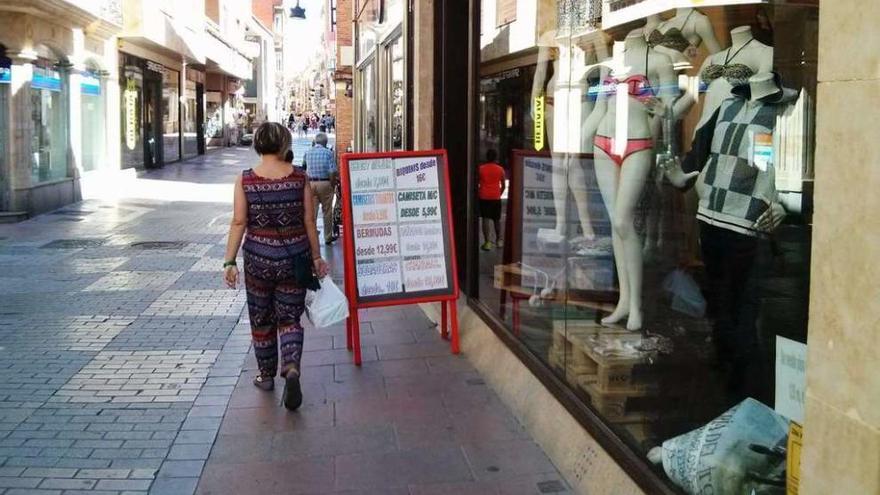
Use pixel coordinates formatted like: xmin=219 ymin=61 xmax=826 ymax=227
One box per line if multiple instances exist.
xmin=8 ymin=51 xmax=35 ymax=212
xmin=800 ymin=2 xmax=880 ymax=493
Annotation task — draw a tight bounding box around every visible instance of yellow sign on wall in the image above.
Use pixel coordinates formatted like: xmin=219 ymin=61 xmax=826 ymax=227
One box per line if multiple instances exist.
xmin=534 ymin=95 xmax=545 ymax=151
xmin=787 ymin=421 xmax=803 ymax=495
xmin=124 ymin=78 xmax=138 ymax=151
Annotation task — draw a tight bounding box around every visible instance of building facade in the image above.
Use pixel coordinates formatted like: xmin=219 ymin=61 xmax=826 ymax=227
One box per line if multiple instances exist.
xmin=351 ymin=0 xmax=877 ymax=493
xmin=0 ymin=0 xmax=260 ymax=219
xmin=0 ymin=0 xmax=122 ymax=218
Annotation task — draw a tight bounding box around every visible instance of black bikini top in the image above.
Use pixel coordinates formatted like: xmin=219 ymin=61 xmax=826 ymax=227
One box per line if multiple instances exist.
xmin=647 ymin=10 xmax=694 ymax=53
xmin=701 ymin=38 xmax=757 ymax=86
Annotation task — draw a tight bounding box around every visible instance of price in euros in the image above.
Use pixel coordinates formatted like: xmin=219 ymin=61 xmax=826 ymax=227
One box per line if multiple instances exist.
xmin=376 ymin=243 xmax=399 ymax=255
xmin=421 ymin=206 xmax=438 ymax=217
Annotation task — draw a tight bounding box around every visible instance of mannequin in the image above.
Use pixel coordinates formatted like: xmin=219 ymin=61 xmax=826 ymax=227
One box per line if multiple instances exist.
xmin=663 ymin=72 xmax=795 ymax=390
xmin=646 ymin=8 xmax=722 ymax=65
xmin=583 ymin=31 xmax=676 ymax=331
xmin=674 ymin=26 xmax=773 ymax=127
xmin=537 ymin=32 xmax=612 ymax=249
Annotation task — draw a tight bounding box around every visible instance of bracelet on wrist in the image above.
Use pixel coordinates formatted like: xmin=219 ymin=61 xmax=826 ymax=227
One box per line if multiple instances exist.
xmin=223 ymin=260 xmax=237 ymax=268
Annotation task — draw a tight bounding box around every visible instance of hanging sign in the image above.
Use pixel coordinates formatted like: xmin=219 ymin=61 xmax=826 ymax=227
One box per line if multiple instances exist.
xmin=533 ymin=95 xmax=545 ymax=151
xmin=124 ymin=78 xmax=139 ymax=151
xmin=32 ymin=66 xmax=62 ymax=91
xmin=340 ymin=150 xmax=460 ymax=364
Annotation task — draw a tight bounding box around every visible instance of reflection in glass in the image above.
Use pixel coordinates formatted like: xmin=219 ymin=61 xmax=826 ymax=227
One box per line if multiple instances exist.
xmin=474 ymin=3 xmax=818 ymax=492
xmin=162 ymin=68 xmax=180 ymax=162
xmin=388 ymin=36 xmax=405 ymax=150
xmin=81 ymin=70 xmax=105 ymax=172
xmin=30 ymin=61 xmax=69 ymax=183
xmin=183 ymin=79 xmax=198 ymax=158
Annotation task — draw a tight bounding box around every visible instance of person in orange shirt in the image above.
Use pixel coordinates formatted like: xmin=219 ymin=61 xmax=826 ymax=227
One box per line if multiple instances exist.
xmin=478 ymin=149 xmax=506 ymax=251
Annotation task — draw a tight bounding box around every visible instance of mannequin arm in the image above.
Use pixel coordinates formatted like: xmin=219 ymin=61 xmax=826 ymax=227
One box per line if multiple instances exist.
xmin=661 ymin=106 xmax=719 ymax=188
xmin=694 ymin=16 xmax=722 ymax=54
xmin=581 ymin=86 xmax=608 ymax=145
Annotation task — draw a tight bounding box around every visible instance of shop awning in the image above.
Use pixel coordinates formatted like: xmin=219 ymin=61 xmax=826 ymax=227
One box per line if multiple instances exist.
xmin=204 ymin=23 xmax=253 ymax=81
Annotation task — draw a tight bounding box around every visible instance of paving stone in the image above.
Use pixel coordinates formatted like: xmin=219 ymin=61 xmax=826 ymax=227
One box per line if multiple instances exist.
xmin=94 ymin=480 xmax=152 ymax=491
xmin=147 ymin=476 xmax=198 ymax=495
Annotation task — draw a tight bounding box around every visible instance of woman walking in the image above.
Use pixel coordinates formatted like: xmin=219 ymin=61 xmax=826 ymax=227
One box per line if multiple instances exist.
xmin=223 ymin=122 xmax=329 ymax=411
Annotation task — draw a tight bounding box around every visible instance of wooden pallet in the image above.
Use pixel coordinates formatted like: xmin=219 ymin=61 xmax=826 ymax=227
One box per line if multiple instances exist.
xmin=551 ymin=321 xmax=660 ymax=392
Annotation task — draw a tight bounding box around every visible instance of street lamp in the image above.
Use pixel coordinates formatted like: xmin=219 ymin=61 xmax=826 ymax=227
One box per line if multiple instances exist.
xmin=290 ymin=1 xmax=306 ymax=19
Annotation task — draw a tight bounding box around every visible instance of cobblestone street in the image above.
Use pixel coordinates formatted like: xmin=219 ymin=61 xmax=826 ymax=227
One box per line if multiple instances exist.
xmin=0 ymin=146 xmax=571 ymax=495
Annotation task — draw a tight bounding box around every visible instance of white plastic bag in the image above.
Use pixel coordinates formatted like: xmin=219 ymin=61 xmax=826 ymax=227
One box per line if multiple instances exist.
xmin=305 ymin=277 xmax=349 ymax=328
xmin=662 ymin=269 xmax=707 ymax=318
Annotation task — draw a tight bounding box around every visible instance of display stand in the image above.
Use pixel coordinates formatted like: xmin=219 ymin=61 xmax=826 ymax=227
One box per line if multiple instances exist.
xmin=339 ymin=150 xmax=460 ymax=365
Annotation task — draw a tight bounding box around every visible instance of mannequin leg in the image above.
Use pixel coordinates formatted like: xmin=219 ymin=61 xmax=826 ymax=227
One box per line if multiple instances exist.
xmin=568 ymin=156 xmax=596 ymax=241
xmin=481 ymin=217 xmax=491 ymax=246
xmin=612 ymin=151 xmax=653 ymax=330
xmin=551 ymin=154 xmax=569 ymax=236
xmin=592 ymin=149 xmax=628 ymax=324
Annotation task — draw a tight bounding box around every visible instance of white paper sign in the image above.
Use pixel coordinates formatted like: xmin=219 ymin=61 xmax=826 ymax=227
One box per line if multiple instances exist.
xmin=394 ymin=156 xmax=439 ymax=189
xmin=775 ymin=336 xmax=807 ymax=423
xmin=356 ymin=260 xmax=403 ymax=297
xmin=346 ymin=155 xmax=451 ymax=300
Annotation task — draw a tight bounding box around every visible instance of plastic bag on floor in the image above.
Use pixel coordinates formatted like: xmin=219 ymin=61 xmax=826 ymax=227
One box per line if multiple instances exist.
xmin=305 ymin=277 xmax=349 ymax=328
xmin=662 ymin=269 xmax=707 ymax=318
xmin=657 ymin=398 xmax=789 ymax=495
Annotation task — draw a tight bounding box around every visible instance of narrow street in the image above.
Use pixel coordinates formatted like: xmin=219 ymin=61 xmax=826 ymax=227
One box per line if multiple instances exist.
xmin=0 ymin=147 xmax=570 ymax=495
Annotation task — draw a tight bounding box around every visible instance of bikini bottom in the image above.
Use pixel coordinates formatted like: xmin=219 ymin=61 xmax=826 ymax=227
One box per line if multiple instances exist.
xmin=593 ymin=135 xmax=654 ymax=167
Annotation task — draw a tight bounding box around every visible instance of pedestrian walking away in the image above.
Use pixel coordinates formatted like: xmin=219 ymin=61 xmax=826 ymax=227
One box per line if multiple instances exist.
xmin=478 ymin=149 xmax=506 ymax=250
xmin=302 ymin=132 xmax=338 ymax=244
xmin=223 ymin=122 xmax=330 ymax=411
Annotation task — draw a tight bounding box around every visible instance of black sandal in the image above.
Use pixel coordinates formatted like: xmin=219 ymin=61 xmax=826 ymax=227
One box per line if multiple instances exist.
xmin=253 ymin=374 xmax=275 ymax=391
xmin=282 ymin=370 xmax=302 ymax=411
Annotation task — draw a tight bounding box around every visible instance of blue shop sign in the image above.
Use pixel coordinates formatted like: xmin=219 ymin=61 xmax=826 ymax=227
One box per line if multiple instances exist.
xmin=81 ymin=73 xmax=101 ymax=96
xmin=32 ymin=66 xmax=62 ymax=91
xmin=0 ymin=58 xmax=10 ymax=84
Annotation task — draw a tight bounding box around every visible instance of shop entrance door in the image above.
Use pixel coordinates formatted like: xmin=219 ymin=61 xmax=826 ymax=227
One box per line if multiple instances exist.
xmin=196 ymin=83 xmax=205 ymax=155
xmin=143 ymin=75 xmax=163 ymax=168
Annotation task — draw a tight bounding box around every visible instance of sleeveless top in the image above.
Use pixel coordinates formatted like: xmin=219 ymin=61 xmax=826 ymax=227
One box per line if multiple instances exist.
xmin=701 ymin=39 xmax=757 ymax=87
xmin=647 ymin=10 xmax=695 ymax=54
xmin=241 ymin=168 xmax=310 ymax=260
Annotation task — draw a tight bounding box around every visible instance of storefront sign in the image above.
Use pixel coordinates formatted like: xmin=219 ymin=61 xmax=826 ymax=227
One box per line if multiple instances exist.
xmin=81 ymin=73 xmax=101 ymax=96
xmin=775 ymin=336 xmax=807 ymax=423
xmin=0 ymin=59 xmax=10 ymax=84
xmin=340 ymin=150 xmax=461 ymax=365
xmin=533 ymin=95 xmax=545 ymax=151
xmin=124 ymin=78 xmax=139 ymax=151
xmin=787 ymin=421 xmax=803 ymax=495
xmin=146 ymin=61 xmax=165 ymax=75
xmin=32 ymin=66 xmax=62 ymax=92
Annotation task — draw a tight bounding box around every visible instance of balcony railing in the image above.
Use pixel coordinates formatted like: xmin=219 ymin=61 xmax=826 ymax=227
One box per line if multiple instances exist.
xmin=557 ymin=0 xmax=601 ymax=35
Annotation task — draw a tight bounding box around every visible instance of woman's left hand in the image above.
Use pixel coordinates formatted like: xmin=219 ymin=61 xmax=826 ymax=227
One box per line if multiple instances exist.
xmin=313 ymin=257 xmax=330 ymax=278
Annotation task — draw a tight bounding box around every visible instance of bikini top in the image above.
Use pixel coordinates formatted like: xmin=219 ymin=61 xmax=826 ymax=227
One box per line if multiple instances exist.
xmin=701 ymin=38 xmax=757 ymax=86
xmin=647 ymin=10 xmax=695 ymax=53
xmin=603 ymin=74 xmax=655 ymax=103
xmin=601 ymin=47 xmax=656 ymax=104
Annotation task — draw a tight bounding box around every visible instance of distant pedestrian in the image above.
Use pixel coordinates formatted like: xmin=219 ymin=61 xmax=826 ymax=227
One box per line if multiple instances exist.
xmin=478 ymin=149 xmax=505 ymax=250
xmin=223 ymin=122 xmax=329 ymax=411
xmin=302 ymin=133 xmax=337 ymax=245
xmin=287 ymin=113 xmax=295 ymax=131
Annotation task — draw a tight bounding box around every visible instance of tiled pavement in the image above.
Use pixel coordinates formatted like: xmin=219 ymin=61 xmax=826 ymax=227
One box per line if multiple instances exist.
xmin=0 ymin=144 xmax=572 ymax=494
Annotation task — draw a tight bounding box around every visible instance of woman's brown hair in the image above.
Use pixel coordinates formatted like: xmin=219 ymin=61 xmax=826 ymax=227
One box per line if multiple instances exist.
xmin=253 ymin=122 xmax=291 ymax=157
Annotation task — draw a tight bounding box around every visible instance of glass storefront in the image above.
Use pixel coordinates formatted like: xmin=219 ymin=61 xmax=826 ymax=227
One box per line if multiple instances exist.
xmin=354 ymin=0 xmax=406 ymax=152
xmin=162 ymin=67 xmax=180 ymax=162
xmin=81 ymin=69 xmax=105 ymax=172
xmin=183 ymin=79 xmax=198 ymax=158
xmin=205 ymin=91 xmax=224 ymax=146
xmin=473 ymin=2 xmax=817 ymax=492
xmin=30 ymin=60 xmax=69 ymax=183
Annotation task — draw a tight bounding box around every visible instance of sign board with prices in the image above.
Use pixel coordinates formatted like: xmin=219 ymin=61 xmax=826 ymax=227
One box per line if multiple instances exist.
xmin=340 ymin=150 xmax=460 ymax=364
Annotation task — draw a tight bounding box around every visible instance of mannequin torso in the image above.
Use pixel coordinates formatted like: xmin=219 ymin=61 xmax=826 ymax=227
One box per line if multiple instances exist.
xmin=695 ymin=26 xmax=773 ymax=128
xmin=647 ymin=8 xmax=722 ymax=64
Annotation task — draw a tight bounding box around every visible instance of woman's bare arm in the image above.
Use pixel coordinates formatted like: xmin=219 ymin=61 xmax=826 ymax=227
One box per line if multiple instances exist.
xmin=302 ymin=179 xmax=321 ymax=259
xmin=224 ymin=176 xmax=247 ymax=262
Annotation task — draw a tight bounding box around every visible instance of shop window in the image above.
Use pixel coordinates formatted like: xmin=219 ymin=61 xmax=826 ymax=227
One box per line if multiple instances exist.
xmin=183 ymin=79 xmax=198 ymax=158
xmin=384 ymin=34 xmax=405 ymax=151
xmin=120 ymin=61 xmax=144 ymax=170
xmin=162 ymin=68 xmax=180 ymax=162
xmin=473 ymin=3 xmax=817 ymax=493
xmin=81 ymin=66 xmax=105 ymax=172
xmin=358 ymin=58 xmax=377 ymax=152
xmin=30 ymin=58 xmax=69 ymax=183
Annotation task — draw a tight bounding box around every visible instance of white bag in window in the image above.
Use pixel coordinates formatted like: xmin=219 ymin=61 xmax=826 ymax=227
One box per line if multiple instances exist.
xmin=305 ymin=277 xmax=350 ymax=328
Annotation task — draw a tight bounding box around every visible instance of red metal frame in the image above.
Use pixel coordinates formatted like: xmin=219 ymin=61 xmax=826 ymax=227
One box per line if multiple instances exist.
xmin=339 ymin=149 xmax=461 ymax=365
